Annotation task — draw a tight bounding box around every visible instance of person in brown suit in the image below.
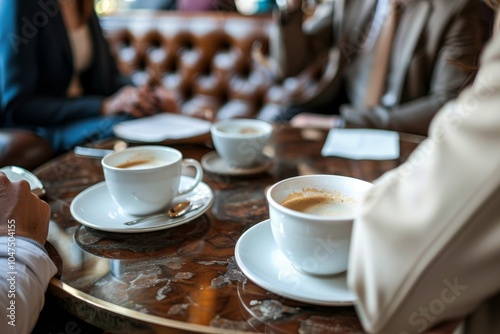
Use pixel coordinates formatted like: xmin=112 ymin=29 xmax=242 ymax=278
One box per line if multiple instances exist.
xmin=267 ymin=0 xmax=484 ymax=135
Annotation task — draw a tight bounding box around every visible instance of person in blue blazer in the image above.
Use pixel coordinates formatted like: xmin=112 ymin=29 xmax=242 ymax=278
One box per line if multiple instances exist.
xmin=0 ymin=0 xmax=164 ymax=154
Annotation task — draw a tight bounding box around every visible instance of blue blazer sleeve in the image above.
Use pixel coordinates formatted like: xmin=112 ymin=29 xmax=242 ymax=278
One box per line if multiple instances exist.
xmin=0 ymin=0 xmax=131 ymax=127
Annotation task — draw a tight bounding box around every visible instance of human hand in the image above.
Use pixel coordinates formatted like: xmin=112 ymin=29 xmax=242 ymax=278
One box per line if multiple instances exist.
xmin=0 ymin=173 xmax=51 ymax=246
xmin=101 ymin=85 xmax=160 ymax=118
xmin=152 ymin=86 xmax=180 ymax=113
xmin=290 ymin=112 xmax=340 ymax=129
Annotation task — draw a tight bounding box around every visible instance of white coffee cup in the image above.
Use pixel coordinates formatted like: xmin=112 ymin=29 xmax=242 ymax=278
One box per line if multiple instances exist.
xmin=267 ymin=174 xmax=372 ymax=276
xmin=102 ymin=146 xmax=203 ymax=216
xmin=210 ymin=119 xmax=272 ymax=167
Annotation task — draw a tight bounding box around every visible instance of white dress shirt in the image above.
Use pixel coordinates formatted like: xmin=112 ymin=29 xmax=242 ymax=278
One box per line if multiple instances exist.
xmin=1 ymin=237 xmax=57 ymax=333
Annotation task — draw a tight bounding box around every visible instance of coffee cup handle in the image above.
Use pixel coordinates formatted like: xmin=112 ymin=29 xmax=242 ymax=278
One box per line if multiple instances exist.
xmin=178 ymin=159 xmax=204 ymax=196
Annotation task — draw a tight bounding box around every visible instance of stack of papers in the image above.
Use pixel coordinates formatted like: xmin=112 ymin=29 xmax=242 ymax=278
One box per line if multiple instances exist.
xmin=321 ymin=128 xmax=400 ymax=160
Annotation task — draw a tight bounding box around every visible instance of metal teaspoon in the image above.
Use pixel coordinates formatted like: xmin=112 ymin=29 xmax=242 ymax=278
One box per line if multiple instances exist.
xmin=123 ymin=200 xmax=202 ymax=226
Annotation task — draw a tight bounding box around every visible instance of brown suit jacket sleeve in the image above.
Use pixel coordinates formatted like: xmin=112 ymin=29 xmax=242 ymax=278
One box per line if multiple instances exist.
xmin=342 ymin=0 xmax=482 ymax=136
xmin=269 ymin=3 xmax=334 ymax=79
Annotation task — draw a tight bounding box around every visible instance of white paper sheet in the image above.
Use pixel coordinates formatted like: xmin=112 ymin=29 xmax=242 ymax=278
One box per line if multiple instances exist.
xmin=112 ymin=113 xmax=212 ymax=143
xmin=321 ymin=128 xmax=400 ymax=160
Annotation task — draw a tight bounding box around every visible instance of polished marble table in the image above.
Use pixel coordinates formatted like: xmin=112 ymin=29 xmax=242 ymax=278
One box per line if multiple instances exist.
xmin=34 ymin=126 xmax=423 ymax=334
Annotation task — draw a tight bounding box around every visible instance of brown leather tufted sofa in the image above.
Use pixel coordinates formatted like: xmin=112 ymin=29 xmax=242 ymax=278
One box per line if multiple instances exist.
xmin=2 ymin=8 xmax=494 ymax=170
xmin=0 ymin=11 xmax=299 ymax=170
xmin=100 ymin=11 xmax=289 ymax=121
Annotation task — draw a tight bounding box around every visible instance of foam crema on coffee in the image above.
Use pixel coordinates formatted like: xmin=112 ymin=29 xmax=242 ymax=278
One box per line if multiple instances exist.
xmin=218 ymin=125 xmax=263 ymax=135
xmin=115 ymin=155 xmax=167 ymax=169
xmin=280 ymin=188 xmax=358 ymax=217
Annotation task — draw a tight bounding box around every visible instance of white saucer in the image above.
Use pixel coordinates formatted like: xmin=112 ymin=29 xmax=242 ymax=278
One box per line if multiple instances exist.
xmin=235 ymin=220 xmax=356 ymax=306
xmin=0 ymin=166 xmax=45 ymax=196
xmin=201 ymin=151 xmax=272 ymax=176
xmin=113 ymin=114 xmax=211 ymax=143
xmin=70 ymin=176 xmax=213 ymax=233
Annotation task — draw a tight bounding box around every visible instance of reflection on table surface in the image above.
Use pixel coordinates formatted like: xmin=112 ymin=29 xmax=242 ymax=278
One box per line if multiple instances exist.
xmin=34 ymin=126 xmax=423 ymax=333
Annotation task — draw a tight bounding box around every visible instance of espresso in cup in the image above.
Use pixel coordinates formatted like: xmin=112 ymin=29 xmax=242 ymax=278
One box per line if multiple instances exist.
xmin=218 ymin=126 xmax=263 ymax=135
xmin=115 ymin=158 xmax=157 ymax=169
xmin=239 ymin=127 xmax=261 ymax=135
xmin=280 ymin=189 xmax=358 ymax=217
xmin=267 ymin=175 xmax=372 ymax=276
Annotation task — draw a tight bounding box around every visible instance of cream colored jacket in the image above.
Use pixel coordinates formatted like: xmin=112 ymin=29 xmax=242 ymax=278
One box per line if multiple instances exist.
xmin=348 ymin=29 xmax=500 ymax=334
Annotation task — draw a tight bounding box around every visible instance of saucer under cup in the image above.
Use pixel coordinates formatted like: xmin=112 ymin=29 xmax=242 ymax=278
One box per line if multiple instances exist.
xmin=235 ymin=220 xmax=356 ymax=306
xmin=70 ymin=176 xmax=214 ymax=233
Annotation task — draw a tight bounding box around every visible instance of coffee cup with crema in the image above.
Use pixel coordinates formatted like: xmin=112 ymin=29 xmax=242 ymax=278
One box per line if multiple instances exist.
xmin=210 ymin=119 xmax=272 ymax=167
xmin=267 ymin=174 xmax=372 ymax=276
xmin=102 ymin=146 xmax=203 ymax=216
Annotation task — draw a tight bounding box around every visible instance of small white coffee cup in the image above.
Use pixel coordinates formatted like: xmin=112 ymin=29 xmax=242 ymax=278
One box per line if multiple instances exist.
xmin=102 ymin=146 xmax=203 ymax=216
xmin=267 ymin=174 xmax=372 ymax=276
xmin=210 ymin=119 xmax=272 ymax=167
